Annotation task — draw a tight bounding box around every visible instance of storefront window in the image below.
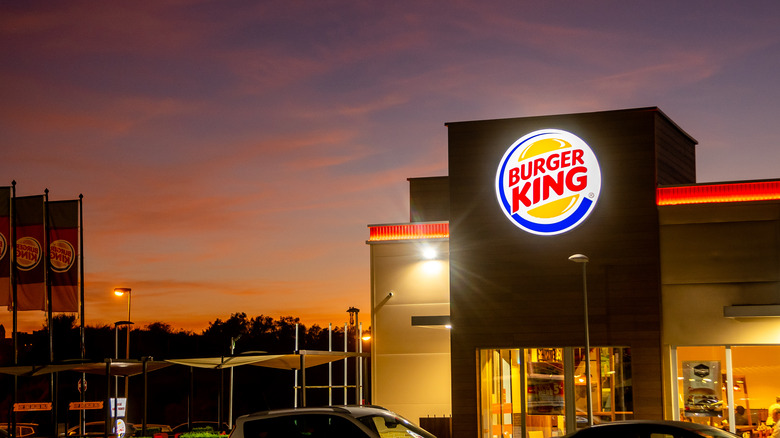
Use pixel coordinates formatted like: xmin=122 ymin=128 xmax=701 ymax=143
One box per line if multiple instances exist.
xmin=676 ymin=345 xmax=780 ymax=435
xmin=478 ymin=347 xmax=633 ymax=438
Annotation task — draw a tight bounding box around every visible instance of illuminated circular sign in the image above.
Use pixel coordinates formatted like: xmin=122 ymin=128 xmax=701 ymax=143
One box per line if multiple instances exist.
xmin=116 ymin=419 xmax=126 ymax=438
xmin=50 ymin=239 xmax=76 ymax=273
xmin=496 ymin=129 xmax=601 ymax=235
xmin=16 ymin=236 xmax=43 ymax=270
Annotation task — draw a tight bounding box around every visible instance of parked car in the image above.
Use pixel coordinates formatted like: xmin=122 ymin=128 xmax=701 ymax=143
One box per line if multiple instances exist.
xmin=66 ymin=421 xmax=136 ymax=437
xmin=562 ymin=420 xmax=739 ymax=437
xmin=230 ymin=405 xmax=436 ymax=438
xmin=136 ymin=424 xmax=172 ymax=435
xmin=0 ymin=423 xmax=40 ymax=438
xmin=171 ymin=421 xmax=229 ymax=435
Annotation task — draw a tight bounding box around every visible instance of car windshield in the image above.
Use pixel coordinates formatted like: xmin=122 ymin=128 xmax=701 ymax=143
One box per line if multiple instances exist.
xmin=356 ymin=412 xmax=437 ymax=438
xmin=678 ymin=422 xmax=740 ymax=438
xmin=690 ymin=428 xmax=739 ymax=438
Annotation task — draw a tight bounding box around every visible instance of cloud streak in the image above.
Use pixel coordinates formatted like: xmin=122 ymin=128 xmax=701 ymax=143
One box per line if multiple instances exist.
xmin=2 ymin=0 xmax=779 ymax=333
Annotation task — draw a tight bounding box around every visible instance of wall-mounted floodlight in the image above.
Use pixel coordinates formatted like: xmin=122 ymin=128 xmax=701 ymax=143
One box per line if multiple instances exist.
xmin=421 ymin=246 xmax=437 ymax=260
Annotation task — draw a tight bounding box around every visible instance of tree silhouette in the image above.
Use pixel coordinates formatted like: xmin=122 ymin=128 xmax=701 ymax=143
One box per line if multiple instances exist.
xmin=0 ymin=313 xmax=361 ymax=427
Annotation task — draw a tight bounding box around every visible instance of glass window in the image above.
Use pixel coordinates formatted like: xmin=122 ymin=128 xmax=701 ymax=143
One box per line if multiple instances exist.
xmin=243 ymin=414 xmax=368 ymax=438
xmin=357 ymin=412 xmax=436 ymax=438
xmin=478 ymin=347 xmax=633 ymax=438
xmin=677 ymin=345 xmax=780 ymax=433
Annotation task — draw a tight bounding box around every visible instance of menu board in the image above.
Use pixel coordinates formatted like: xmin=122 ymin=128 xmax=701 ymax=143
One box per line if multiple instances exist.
xmin=682 ymin=361 xmax=723 ymax=417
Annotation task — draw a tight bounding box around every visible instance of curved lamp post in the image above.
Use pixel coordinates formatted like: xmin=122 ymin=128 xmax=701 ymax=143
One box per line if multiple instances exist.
xmin=568 ymin=254 xmax=592 ymax=427
xmin=114 ymin=288 xmax=132 ymax=398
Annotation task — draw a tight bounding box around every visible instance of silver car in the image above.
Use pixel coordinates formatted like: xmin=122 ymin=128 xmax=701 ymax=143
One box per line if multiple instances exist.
xmin=230 ymin=405 xmax=437 ymax=438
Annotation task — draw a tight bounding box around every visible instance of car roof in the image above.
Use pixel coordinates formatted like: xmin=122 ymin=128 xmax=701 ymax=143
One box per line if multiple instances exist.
xmin=237 ymin=405 xmax=395 ymax=422
xmin=578 ymin=420 xmax=738 ymax=436
xmin=591 ymin=420 xmax=722 ymax=430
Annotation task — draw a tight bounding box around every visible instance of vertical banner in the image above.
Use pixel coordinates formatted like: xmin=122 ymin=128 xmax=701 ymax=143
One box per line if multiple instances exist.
xmin=0 ymin=187 xmax=10 ymax=306
xmin=14 ymin=195 xmax=46 ymax=311
xmin=682 ymin=360 xmax=723 ymax=417
xmin=47 ymin=200 xmax=79 ymax=312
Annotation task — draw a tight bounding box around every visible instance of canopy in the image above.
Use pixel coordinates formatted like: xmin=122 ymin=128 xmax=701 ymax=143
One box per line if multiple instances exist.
xmin=0 ymin=360 xmax=171 ymax=377
xmin=0 ymin=351 xmax=368 ymax=375
xmin=164 ymin=350 xmax=366 ymax=370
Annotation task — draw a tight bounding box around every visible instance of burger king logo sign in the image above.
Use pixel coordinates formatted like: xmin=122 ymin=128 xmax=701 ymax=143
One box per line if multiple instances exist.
xmin=50 ymin=239 xmax=76 ymax=273
xmin=16 ymin=236 xmax=43 ymax=270
xmin=496 ymin=129 xmax=601 ymax=235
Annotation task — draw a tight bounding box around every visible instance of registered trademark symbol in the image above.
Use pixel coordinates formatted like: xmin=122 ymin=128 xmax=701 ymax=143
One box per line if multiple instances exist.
xmin=588 ymin=192 xmax=595 ymax=198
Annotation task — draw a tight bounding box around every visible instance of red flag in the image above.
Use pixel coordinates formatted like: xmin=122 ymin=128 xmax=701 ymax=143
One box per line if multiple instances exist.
xmin=0 ymin=187 xmax=10 ymax=307
xmin=47 ymin=200 xmax=79 ymax=312
xmin=14 ymin=195 xmax=46 ymax=311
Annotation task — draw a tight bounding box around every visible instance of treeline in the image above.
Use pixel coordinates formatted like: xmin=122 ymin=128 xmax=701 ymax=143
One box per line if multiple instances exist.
xmin=3 ymin=312 xmax=359 ymax=364
xmin=0 ymin=313 xmax=365 ymax=427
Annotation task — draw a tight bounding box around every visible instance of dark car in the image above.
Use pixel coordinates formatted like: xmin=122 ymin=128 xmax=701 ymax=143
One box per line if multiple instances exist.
xmin=230 ymin=405 xmax=436 ymax=438
xmin=66 ymin=421 xmax=137 ymax=437
xmin=562 ymin=420 xmax=739 ymax=438
xmin=172 ymin=421 xmax=230 ymax=435
xmin=0 ymin=423 xmax=39 ymax=438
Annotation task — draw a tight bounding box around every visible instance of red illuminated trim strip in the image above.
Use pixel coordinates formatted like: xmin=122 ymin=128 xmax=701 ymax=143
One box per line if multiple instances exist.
xmin=368 ymin=223 xmax=449 ymax=242
xmin=657 ymin=181 xmax=780 ymax=205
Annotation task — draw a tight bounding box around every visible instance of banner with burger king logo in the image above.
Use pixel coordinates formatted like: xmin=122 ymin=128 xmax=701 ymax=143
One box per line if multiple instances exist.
xmin=14 ymin=195 xmax=46 ymax=311
xmin=47 ymin=199 xmax=79 ymax=312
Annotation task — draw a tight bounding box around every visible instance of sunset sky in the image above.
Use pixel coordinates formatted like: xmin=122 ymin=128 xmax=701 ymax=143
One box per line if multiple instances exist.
xmin=2 ymin=1 xmax=780 ymax=335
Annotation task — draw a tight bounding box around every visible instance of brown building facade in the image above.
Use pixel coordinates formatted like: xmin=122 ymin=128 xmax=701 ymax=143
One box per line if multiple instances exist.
xmin=367 ymin=107 xmax=780 ymax=438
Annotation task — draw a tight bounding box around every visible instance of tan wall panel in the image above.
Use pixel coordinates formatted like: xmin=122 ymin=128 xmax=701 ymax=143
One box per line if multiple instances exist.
xmin=372 ymin=243 xmax=450 ymax=306
xmin=663 ymin=283 xmax=780 ymax=346
xmin=661 ymin=221 xmax=780 ymax=284
xmin=374 ymin=303 xmax=451 ymax=354
xmin=370 ymin=240 xmax=452 ymax=421
xmin=373 ymin=353 xmax=452 ymax=424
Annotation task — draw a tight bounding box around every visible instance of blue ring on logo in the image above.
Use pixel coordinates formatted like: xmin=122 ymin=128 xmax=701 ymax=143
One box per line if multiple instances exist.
xmin=508 ymin=198 xmax=593 ymax=234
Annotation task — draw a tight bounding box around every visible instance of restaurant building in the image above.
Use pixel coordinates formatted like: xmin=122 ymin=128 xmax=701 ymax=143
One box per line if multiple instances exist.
xmin=366 ymin=107 xmax=780 ymax=438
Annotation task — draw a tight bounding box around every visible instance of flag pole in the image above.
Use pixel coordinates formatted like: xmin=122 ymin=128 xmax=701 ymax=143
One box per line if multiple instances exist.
xmin=79 ymin=195 xmax=85 ymax=360
xmin=45 ymin=189 xmax=53 ymax=362
xmin=78 ymin=194 xmax=86 ymax=435
xmin=44 ymin=189 xmax=58 ymax=437
xmin=10 ymin=180 xmax=17 ymax=438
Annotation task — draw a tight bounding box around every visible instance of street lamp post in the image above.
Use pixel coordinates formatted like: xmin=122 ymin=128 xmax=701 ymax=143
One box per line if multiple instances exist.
xmin=568 ymin=254 xmax=592 ymax=427
xmin=114 ymin=288 xmax=132 ymax=399
xmin=228 ymin=334 xmax=241 ymax=429
xmin=113 ymin=320 xmax=132 ymax=426
xmin=347 ymin=307 xmax=360 ymax=404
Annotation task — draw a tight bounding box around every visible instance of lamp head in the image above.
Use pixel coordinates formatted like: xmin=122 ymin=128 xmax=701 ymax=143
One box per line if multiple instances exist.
xmin=568 ymin=254 xmax=589 ymax=264
xmin=113 ymin=287 xmax=131 ymax=296
xmin=421 ymin=246 xmax=437 ymax=260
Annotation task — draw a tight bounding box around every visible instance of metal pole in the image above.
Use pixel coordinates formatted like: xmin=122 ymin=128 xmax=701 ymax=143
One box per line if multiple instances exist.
xmin=328 ymin=323 xmax=332 ymax=406
xmin=229 ymin=335 xmax=240 ymax=428
xmin=114 ymin=324 xmax=119 ymax=416
xmin=125 ymin=292 xmax=131 ymax=398
xmin=79 ymin=195 xmax=85 ymax=436
xmin=142 ymin=357 xmax=148 ymax=437
xmin=569 ymin=254 xmax=592 ymax=427
xmin=300 ymin=353 xmax=306 ymax=407
xmin=582 ymin=261 xmax=593 ymax=427
xmin=218 ymin=356 xmax=223 ymax=433
xmin=106 ymin=359 xmax=112 ymax=438
xmin=294 ymin=323 xmax=298 ymax=408
xmin=358 ymin=322 xmax=363 ymax=405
